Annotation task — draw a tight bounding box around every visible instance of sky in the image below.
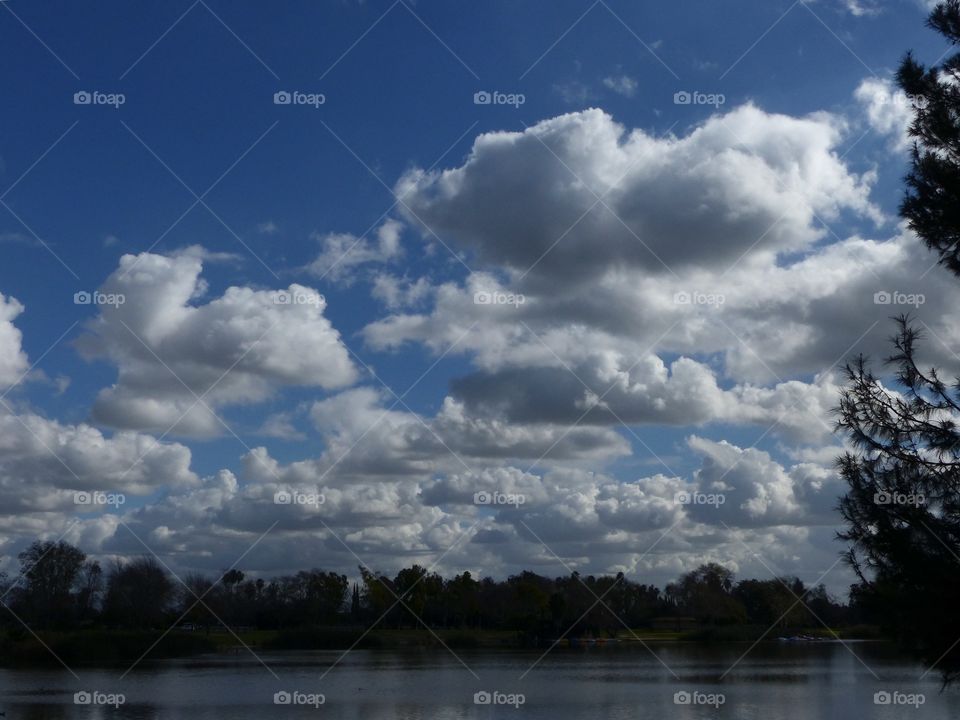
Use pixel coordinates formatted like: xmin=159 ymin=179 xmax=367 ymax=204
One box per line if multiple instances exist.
xmin=0 ymin=0 xmax=953 ymax=596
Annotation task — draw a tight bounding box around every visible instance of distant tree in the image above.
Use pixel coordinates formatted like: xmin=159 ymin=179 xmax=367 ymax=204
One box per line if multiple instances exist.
xmin=179 ymin=572 xmax=216 ymax=629
xmin=103 ymin=557 xmax=174 ymax=628
xmin=666 ymin=563 xmax=746 ymax=625
xmin=75 ymin=560 xmax=103 ymax=622
xmin=445 ymin=571 xmax=479 ymax=627
xmin=359 ymin=567 xmax=396 ymax=625
xmin=733 ymin=578 xmax=810 ymax=629
xmin=14 ymin=540 xmax=87 ymax=628
xmin=350 ymin=583 xmax=361 ymax=621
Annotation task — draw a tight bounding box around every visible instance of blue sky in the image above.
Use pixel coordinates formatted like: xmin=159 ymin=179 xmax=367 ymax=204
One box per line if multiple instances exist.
xmin=0 ymin=0 xmax=952 ymax=592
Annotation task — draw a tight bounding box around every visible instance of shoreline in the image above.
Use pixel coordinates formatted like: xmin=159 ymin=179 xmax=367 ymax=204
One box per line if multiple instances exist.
xmin=0 ymin=626 xmax=885 ymax=668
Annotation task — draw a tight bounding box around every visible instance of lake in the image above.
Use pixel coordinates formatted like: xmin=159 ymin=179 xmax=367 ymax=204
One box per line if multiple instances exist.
xmin=1 ymin=642 xmax=956 ymax=718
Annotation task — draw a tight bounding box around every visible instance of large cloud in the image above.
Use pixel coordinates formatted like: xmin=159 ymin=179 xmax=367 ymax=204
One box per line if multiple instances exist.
xmin=78 ymin=249 xmax=357 ymax=436
xmin=395 ymin=105 xmax=880 ymax=281
xmin=365 ymin=107 xmax=960 ymax=444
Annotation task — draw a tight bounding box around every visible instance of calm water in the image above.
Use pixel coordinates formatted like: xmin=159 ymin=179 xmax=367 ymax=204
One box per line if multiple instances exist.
xmin=1 ymin=642 xmax=956 ymax=718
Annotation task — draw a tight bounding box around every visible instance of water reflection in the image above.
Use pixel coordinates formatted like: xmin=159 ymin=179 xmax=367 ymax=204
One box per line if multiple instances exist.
xmin=0 ymin=643 xmax=957 ymax=719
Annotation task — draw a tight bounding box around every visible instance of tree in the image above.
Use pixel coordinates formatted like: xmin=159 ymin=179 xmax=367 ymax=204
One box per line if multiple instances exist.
xmin=836 ymin=0 xmax=960 ymax=682
xmin=350 ymin=583 xmax=361 ymax=621
xmin=837 ymin=320 xmax=960 ymax=679
xmin=14 ymin=540 xmax=87 ymax=628
xmin=666 ymin=563 xmax=745 ymax=625
xmin=899 ymin=0 xmax=960 ymax=275
xmin=103 ymin=557 xmax=175 ymax=628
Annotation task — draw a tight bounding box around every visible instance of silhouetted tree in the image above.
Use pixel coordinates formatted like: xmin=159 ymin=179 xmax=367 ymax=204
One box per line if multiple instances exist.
xmin=13 ymin=540 xmax=88 ymax=629
xmin=667 ymin=563 xmax=746 ymax=625
xmin=899 ymin=0 xmax=960 ymax=275
xmin=836 ymin=0 xmax=960 ymax=682
xmin=103 ymin=557 xmax=175 ymax=628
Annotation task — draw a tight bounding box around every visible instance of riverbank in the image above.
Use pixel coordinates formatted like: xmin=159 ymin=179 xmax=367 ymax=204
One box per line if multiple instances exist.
xmin=0 ymin=625 xmax=883 ymax=666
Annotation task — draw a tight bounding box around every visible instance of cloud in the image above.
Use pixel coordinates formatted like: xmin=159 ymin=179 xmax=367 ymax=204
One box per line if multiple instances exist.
xmin=840 ymin=0 xmax=881 ymax=16
xmin=307 ymin=219 xmax=403 ymax=282
xmin=363 ymin=107 xmax=960 ymax=448
xmin=395 ymin=106 xmax=880 ymax=281
xmin=0 ymin=407 xmax=198 ymax=511
xmin=257 ymin=411 xmax=306 ymax=440
xmin=78 ymin=249 xmax=357 ymax=437
xmin=371 ymin=273 xmax=432 ymax=310
xmin=602 ymin=74 xmax=638 ymax=97
xmin=682 ymin=436 xmax=841 ymax=527
xmin=0 ymin=294 xmax=29 ymax=389
xmin=305 ymin=387 xmax=631 ymax=475
xmin=854 ymin=77 xmax=915 ymax=151
xmin=553 ymin=81 xmax=595 ymax=104
xmin=86 ymin=433 xmax=849 ymax=589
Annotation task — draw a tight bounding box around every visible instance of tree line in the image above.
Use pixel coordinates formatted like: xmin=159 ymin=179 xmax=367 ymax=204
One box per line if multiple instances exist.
xmin=0 ymin=540 xmax=860 ymax=640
